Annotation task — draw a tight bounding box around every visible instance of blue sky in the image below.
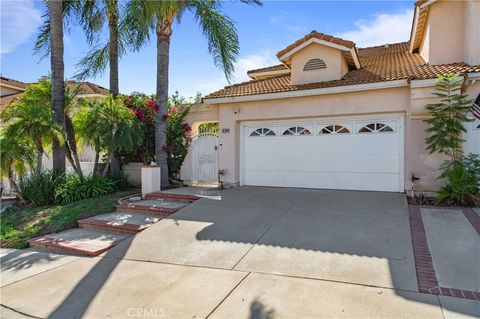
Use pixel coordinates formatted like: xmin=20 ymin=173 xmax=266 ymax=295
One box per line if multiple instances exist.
xmin=1 ymin=0 xmax=414 ymax=99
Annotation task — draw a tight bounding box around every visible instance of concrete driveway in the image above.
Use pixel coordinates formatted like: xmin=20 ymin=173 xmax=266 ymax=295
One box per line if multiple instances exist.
xmin=1 ymin=187 xmax=478 ymax=318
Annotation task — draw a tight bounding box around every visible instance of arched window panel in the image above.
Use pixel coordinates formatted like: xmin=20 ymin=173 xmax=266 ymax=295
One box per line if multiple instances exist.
xmin=303 ymin=58 xmax=326 ymax=71
xmin=357 ymin=122 xmax=395 ymax=133
xmin=249 ymin=127 xmax=277 ymax=137
xmin=318 ymin=124 xmax=352 ymax=135
xmin=282 ymin=126 xmax=312 ymax=136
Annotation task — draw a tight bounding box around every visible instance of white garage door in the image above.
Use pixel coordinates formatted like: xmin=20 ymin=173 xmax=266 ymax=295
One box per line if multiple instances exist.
xmin=241 ymin=117 xmax=404 ymax=192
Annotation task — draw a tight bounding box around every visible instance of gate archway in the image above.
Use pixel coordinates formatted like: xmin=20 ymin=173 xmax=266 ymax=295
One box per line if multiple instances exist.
xmin=190 ymin=127 xmax=219 ymax=185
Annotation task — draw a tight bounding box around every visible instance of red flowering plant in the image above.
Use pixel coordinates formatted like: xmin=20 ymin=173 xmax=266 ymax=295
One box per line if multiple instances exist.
xmin=119 ymin=91 xmax=194 ymax=182
xmin=120 ymin=92 xmax=157 ymax=163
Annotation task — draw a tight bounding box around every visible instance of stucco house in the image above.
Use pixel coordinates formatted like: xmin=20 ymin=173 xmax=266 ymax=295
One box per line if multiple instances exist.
xmin=181 ymin=0 xmax=480 ymax=193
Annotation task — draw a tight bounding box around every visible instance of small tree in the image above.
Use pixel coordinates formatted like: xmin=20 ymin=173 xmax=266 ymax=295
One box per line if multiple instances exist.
xmin=0 ymin=128 xmax=35 ymax=204
xmin=424 ymin=74 xmax=478 ymax=205
xmin=74 ymin=101 xmax=104 ymax=176
xmin=424 ymin=74 xmax=473 ymax=164
xmin=74 ymin=95 xmax=142 ymax=178
xmin=1 ymin=101 xmax=62 ymax=176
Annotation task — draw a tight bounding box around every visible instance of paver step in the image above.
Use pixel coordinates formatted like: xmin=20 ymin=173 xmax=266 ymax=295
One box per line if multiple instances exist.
xmin=116 ymin=199 xmax=188 ymax=216
xmin=144 ymin=192 xmax=200 ymax=203
xmin=28 ymin=228 xmax=130 ymax=256
xmin=78 ymin=212 xmax=161 ymax=234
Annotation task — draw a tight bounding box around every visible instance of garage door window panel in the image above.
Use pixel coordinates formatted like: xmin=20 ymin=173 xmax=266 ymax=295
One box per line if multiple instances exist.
xmin=318 ymin=124 xmax=352 ymax=135
xmin=249 ymin=127 xmax=277 ymax=137
xmin=282 ymin=126 xmax=312 ymax=136
xmin=357 ymin=122 xmax=396 ymax=133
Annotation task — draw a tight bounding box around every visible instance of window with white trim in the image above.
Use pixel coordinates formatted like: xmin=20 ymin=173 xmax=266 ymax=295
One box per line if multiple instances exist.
xmin=358 ymin=122 xmax=395 ymax=133
xmin=282 ymin=126 xmax=312 ymax=136
xmin=318 ymin=124 xmax=351 ymax=135
xmin=249 ymin=128 xmax=276 ymax=137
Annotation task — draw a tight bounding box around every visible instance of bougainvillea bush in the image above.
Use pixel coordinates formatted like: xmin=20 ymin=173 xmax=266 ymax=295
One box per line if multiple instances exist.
xmin=120 ymin=92 xmax=192 ymax=181
xmin=122 ymin=92 xmax=158 ymax=164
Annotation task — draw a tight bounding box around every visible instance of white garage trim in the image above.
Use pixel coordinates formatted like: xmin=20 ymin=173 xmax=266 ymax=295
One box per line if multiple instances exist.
xmin=240 ymin=114 xmax=405 ymax=192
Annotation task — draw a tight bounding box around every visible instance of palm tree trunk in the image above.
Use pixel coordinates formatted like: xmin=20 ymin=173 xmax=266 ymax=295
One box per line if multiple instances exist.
xmin=155 ymin=18 xmax=172 ymax=188
xmin=35 ymin=139 xmax=44 ymax=175
xmin=48 ymin=0 xmax=66 ymax=176
xmin=8 ymin=162 xmax=26 ymax=205
xmin=93 ymin=147 xmax=100 ymax=176
xmin=65 ymin=115 xmax=83 ymax=179
xmin=108 ymin=0 xmax=121 ymax=179
xmin=102 ymin=154 xmax=112 ymax=177
xmin=108 ymin=0 xmax=119 ymax=97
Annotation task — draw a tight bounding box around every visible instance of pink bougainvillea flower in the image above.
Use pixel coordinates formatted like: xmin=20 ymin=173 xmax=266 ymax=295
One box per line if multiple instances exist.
xmin=161 ymin=145 xmax=168 ymax=151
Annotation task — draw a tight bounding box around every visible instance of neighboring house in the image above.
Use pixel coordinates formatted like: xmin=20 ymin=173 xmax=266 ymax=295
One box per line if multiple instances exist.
xmin=181 ymin=0 xmax=480 ymax=193
xmin=0 ymin=77 xmax=109 ymax=174
xmin=0 ymin=76 xmax=28 ymax=112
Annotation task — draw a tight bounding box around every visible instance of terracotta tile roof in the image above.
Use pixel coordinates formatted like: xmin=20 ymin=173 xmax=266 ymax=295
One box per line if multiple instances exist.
xmin=0 ymin=92 xmax=24 ymax=112
xmin=66 ymin=81 xmax=109 ymax=95
xmin=276 ymin=31 xmax=355 ymax=59
xmin=247 ymin=64 xmax=288 ymax=75
xmin=204 ymin=42 xmax=480 ymax=100
xmin=0 ymin=76 xmax=28 ymax=89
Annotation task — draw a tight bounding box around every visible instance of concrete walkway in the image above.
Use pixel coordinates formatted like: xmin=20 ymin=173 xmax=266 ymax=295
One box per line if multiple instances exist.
xmin=1 ymin=187 xmax=478 ymax=318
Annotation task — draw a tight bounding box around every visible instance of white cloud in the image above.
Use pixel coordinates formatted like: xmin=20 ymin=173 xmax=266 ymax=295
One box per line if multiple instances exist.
xmin=340 ymin=10 xmax=414 ymax=48
xmin=1 ymin=0 xmax=42 ymax=54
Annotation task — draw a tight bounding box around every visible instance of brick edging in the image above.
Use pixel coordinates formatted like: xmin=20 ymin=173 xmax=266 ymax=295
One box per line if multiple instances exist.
xmin=78 ymin=218 xmax=148 ymax=234
xmin=408 ymin=205 xmax=480 ymax=300
xmin=116 ymin=203 xmax=177 ymax=216
xmin=27 ymin=236 xmax=125 ymax=257
xmin=144 ymin=192 xmax=200 ymax=203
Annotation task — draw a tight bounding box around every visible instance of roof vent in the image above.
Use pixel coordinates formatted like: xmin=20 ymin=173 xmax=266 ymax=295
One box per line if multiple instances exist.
xmin=303 ymin=58 xmax=326 ymax=71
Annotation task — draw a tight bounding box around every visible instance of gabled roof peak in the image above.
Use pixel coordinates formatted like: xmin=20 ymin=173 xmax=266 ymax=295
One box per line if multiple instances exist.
xmin=276 ymin=31 xmax=355 ymax=60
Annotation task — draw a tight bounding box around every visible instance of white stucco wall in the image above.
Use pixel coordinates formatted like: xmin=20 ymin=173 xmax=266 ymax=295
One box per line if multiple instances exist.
xmin=182 ymin=79 xmax=479 ymax=192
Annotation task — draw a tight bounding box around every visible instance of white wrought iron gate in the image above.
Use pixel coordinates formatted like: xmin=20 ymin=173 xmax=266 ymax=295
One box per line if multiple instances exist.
xmin=190 ymin=130 xmax=219 ymax=184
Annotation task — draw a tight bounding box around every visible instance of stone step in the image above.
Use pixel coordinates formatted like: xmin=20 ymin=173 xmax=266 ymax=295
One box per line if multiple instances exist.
xmin=116 ymin=199 xmax=188 ymax=216
xmin=78 ymin=212 xmax=161 ymax=234
xmin=144 ymin=192 xmax=200 ymax=203
xmin=28 ymin=228 xmax=130 ymax=256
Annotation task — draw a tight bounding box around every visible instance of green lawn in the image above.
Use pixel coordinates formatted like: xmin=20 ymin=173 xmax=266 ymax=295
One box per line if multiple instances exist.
xmin=0 ymin=191 xmax=135 ymax=249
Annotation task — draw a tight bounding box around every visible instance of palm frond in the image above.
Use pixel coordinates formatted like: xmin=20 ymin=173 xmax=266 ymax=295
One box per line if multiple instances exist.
xmin=74 ymin=43 xmax=110 ymax=80
xmin=191 ymin=1 xmax=239 ymax=82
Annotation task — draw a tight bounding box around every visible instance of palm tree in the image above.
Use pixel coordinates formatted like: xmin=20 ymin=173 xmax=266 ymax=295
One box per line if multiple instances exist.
xmin=75 ymin=95 xmax=143 ymax=177
xmin=72 ymin=0 xmax=150 ymax=178
xmin=73 ymin=100 xmax=104 ymax=176
xmin=35 ymin=0 xmax=131 ymax=178
xmin=48 ymin=0 xmax=66 ymax=176
xmin=1 ymin=101 xmax=63 ymax=176
xmin=130 ymin=0 xmax=261 ymax=187
xmin=0 ymin=129 xmax=36 ymax=204
xmin=17 ymin=78 xmax=84 ymax=179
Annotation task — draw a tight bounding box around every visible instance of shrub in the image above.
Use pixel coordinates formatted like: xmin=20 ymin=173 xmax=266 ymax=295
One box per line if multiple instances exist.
xmin=17 ymin=170 xmax=60 ymax=206
xmin=54 ymin=174 xmax=117 ymax=204
xmin=436 ymin=162 xmax=480 ymax=206
xmin=463 ymin=153 xmax=480 ymax=187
